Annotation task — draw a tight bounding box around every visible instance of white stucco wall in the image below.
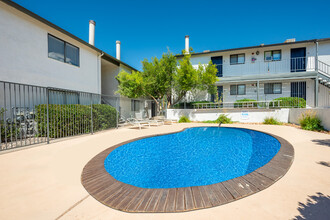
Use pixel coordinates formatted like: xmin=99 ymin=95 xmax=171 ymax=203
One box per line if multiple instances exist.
xmin=101 ymin=60 xmax=120 ymax=96
xmin=0 ymin=2 xmax=101 ymax=94
xmin=167 ymin=109 xmax=290 ymax=123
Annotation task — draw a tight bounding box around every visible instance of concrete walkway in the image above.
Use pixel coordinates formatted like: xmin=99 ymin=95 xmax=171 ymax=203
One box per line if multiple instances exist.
xmin=0 ymin=124 xmax=329 ymax=220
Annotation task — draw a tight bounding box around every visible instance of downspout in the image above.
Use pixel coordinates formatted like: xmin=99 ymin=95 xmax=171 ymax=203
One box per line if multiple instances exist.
xmin=98 ymin=52 xmax=104 ymax=96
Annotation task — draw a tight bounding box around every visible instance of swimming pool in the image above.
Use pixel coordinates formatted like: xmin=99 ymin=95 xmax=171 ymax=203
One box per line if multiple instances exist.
xmin=104 ymin=127 xmax=281 ymax=188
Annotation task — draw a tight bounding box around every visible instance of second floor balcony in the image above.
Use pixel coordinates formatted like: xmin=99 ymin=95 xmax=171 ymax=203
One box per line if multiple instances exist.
xmin=214 ymin=57 xmax=318 ymax=78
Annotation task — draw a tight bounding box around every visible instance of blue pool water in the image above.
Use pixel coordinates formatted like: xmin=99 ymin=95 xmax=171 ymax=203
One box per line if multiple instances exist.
xmin=104 ymin=127 xmax=280 ymax=188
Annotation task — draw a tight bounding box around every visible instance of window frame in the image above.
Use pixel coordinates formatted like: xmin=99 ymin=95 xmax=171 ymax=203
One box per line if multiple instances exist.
xmin=230 ymin=84 xmax=246 ymax=95
xmin=264 ymin=82 xmax=282 ymax=94
xmin=48 ymin=34 xmax=80 ymax=67
xmin=264 ymin=50 xmax=281 ymax=62
xmin=230 ymin=53 xmax=245 ymax=65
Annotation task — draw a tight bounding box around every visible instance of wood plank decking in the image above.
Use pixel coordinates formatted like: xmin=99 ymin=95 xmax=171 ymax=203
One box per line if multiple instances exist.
xmin=81 ymin=128 xmax=294 ymax=213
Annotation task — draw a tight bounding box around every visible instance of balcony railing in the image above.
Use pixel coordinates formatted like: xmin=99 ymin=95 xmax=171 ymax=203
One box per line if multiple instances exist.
xmin=192 ymin=99 xmax=305 ymax=109
xmin=193 ymin=101 xmax=283 ymax=109
xmin=214 ymin=57 xmax=316 ymax=77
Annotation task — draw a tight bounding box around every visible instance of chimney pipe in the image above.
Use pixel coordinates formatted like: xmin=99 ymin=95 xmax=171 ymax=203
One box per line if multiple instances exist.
xmin=116 ymin=41 xmax=121 ymax=60
xmin=185 ymin=35 xmax=189 ymax=54
xmin=89 ymin=20 xmax=96 ymax=45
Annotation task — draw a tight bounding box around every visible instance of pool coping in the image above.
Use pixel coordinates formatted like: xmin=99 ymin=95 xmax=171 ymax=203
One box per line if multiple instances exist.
xmin=81 ymin=126 xmax=294 ymax=213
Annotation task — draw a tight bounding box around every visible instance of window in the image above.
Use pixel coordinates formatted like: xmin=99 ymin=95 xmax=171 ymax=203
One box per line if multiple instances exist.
xmin=264 ymin=83 xmax=282 ymax=94
xmin=48 ymin=34 xmax=80 ymax=66
xmin=230 ymin=84 xmax=246 ymax=95
xmin=230 ymin=54 xmax=245 ymax=65
xmin=131 ymin=100 xmax=140 ymax=112
xmin=264 ymin=50 xmax=281 ymax=61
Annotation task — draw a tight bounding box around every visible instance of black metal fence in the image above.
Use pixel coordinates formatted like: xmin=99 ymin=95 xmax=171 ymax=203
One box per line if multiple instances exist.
xmin=0 ymin=81 xmax=119 ymax=151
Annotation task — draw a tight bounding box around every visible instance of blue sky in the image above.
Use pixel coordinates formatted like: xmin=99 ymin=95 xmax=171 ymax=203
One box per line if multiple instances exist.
xmin=13 ymin=0 xmax=330 ymax=70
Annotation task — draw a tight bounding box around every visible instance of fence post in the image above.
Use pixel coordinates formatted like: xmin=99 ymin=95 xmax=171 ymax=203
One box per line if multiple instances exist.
xmin=90 ymin=94 xmax=93 ymax=134
xmin=46 ymin=88 xmax=50 ymax=144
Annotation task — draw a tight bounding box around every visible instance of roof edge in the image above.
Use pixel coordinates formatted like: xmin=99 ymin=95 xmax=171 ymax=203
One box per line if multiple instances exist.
xmin=175 ymin=38 xmax=330 ymax=58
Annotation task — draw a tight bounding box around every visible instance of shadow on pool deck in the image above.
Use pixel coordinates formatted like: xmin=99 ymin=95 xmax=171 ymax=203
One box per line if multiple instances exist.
xmin=311 ymin=139 xmax=330 ymax=147
xmin=316 ymin=161 xmax=330 ymax=167
xmin=292 ymin=192 xmax=330 ymax=220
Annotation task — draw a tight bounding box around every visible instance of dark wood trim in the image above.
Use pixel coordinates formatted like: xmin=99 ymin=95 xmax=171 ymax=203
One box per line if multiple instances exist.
xmin=81 ymin=127 xmax=294 ymax=213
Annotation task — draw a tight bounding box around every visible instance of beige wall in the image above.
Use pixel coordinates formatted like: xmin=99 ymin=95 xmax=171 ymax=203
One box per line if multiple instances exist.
xmin=289 ymin=108 xmax=330 ymax=131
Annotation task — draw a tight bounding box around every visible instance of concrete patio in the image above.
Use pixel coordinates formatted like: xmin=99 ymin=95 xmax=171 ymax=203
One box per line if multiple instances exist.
xmin=0 ymin=123 xmax=329 ymax=220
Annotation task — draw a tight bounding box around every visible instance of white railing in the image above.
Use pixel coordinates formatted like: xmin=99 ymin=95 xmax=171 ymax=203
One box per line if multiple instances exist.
xmin=214 ymin=57 xmax=315 ymax=77
xmin=193 ymin=101 xmax=283 ymax=109
xmin=192 ymin=99 xmax=306 ymax=109
xmin=318 ymin=60 xmax=330 ymax=77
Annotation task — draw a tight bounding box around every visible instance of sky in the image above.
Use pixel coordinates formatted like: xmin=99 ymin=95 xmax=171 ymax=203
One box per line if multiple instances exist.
xmin=12 ymin=0 xmax=330 ymax=70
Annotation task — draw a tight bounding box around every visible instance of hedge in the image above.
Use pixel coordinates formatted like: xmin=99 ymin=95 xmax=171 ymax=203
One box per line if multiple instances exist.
xmin=34 ymin=104 xmax=118 ymax=138
xmin=234 ymin=99 xmax=257 ymax=108
xmin=269 ymin=97 xmax=306 ymax=108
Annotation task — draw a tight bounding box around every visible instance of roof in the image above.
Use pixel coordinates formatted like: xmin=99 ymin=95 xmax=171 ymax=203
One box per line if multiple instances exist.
xmin=176 ymin=37 xmax=330 ymax=58
xmin=0 ymin=0 xmax=138 ymax=71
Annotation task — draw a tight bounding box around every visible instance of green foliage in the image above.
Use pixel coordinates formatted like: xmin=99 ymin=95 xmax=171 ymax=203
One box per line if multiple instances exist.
xmin=215 ymin=114 xmax=232 ymax=124
xmin=202 ymin=114 xmax=232 ymax=124
xmin=35 ymin=104 xmax=118 ymax=138
xmin=173 ymin=54 xmax=218 ymax=105
xmin=116 ymin=49 xmax=219 ymax=109
xmin=172 ymin=101 xmax=211 ymax=109
xmin=0 ymin=108 xmax=21 ymax=142
xmin=270 ymin=97 xmax=306 ymax=108
xmin=299 ymin=110 xmax=324 ymax=131
xmin=263 ymin=117 xmax=282 ymax=125
xmin=178 ymin=115 xmax=191 ymax=123
xmin=181 ymin=47 xmax=195 ymax=55
xmin=234 ymin=99 xmax=257 ymax=108
xmin=116 ymin=51 xmax=177 ymax=105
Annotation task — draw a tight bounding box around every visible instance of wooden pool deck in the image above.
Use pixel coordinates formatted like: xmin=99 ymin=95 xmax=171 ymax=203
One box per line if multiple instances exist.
xmin=81 ymin=128 xmax=294 ymax=213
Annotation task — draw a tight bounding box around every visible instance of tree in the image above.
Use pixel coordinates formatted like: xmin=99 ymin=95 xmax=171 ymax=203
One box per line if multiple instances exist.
xmin=116 ymin=50 xmax=218 ymax=115
xmin=171 ymin=54 xmax=218 ymax=105
xmin=116 ymin=51 xmax=177 ymax=114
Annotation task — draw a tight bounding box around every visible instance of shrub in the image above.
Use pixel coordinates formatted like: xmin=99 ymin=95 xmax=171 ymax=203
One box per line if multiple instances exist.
xmin=1 ymin=108 xmax=26 ymax=143
xmin=269 ymin=97 xmax=306 ymax=108
xmin=172 ymin=101 xmax=209 ymax=109
xmin=263 ymin=117 xmax=282 ymax=125
xmin=35 ymin=104 xmax=118 ymax=138
xmin=234 ymin=99 xmax=257 ymax=108
xmin=215 ymin=114 xmax=232 ymax=124
xmin=178 ymin=115 xmax=191 ymax=123
xmin=299 ymin=110 xmax=324 ymax=131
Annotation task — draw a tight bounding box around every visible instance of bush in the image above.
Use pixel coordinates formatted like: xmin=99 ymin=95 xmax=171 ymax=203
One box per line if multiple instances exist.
xmin=263 ymin=117 xmax=282 ymax=125
xmin=234 ymin=99 xmax=257 ymax=108
xmin=172 ymin=101 xmax=209 ymax=109
xmin=215 ymin=114 xmax=232 ymax=124
xmin=270 ymin=97 xmax=306 ymax=108
xmin=1 ymin=109 xmax=19 ymax=142
xmin=299 ymin=110 xmax=324 ymax=131
xmin=178 ymin=115 xmax=191 ymax=123
xmin=35 ymin=104 xmax=118 ymax=138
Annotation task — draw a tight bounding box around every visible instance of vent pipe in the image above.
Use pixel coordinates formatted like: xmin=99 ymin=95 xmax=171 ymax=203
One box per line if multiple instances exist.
xmin=89 ymin=20 xmax=96 ymax=45
xmin=116 ymin=41 xmax=121 ymax=60
xmin=185 ymin=35 xmax=189 ymax=54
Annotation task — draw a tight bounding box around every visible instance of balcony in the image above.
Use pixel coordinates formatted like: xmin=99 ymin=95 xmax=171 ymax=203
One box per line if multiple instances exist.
xmin=214 ymin=57 xmax=316 ymax=78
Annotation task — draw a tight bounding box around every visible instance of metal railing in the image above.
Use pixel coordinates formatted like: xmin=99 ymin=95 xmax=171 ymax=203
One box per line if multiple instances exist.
xmin=214 ymin=57 xmax=315 ymax=77
xmin=0 ymin=81 xmax=121 ymax=151
xmin=192 ymin=101 xmax=283 ymax=109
